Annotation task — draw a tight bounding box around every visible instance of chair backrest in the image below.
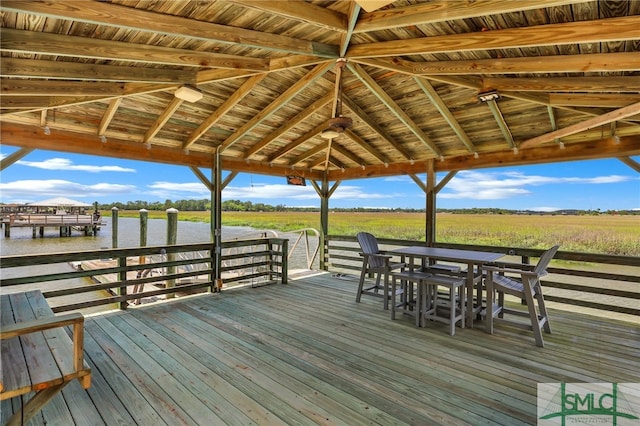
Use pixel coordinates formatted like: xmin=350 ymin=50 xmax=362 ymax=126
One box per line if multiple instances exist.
xmin=356 ymin=232 xmax=384 ymax=268
xmin=533 ymin=245 xmax=560 ymax=277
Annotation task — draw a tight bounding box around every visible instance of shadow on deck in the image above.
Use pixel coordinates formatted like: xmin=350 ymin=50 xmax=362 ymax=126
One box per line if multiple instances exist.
xmin=3 ymin=272 xmax=639 ymax=425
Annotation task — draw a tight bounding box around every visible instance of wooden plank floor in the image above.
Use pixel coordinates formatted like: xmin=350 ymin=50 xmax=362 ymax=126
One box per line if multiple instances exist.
xmin=3 ymin=272 xmax=639 ymax=425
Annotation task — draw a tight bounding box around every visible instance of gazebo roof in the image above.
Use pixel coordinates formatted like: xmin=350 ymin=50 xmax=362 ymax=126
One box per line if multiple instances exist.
xmin=1 ymin=1 xmax=639 ymax=181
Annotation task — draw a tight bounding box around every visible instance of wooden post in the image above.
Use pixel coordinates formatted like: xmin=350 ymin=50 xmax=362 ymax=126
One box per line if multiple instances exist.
xmin=118 ymin=256 xmax=128 ymax=310
xmin=213 ymin=148 xmax=222 ymax=291
xmin=281 ymin=238 xmax=288 ymax=284
xmin=166 ymin=208 xmax=178 ymax=298
xmin=319 ymin=178 xmax=329 ymax=270
xmin=425 ymin=159 xmax=436 ymax=247
xmin=136 ymin=209 xmax=148 ymax=297
xmin=111 ymin=207 xmax=119 ymax=248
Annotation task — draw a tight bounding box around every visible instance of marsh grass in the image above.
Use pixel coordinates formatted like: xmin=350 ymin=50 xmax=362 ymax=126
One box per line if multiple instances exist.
xmin=108 ymin=211 xmax=639 ymax=256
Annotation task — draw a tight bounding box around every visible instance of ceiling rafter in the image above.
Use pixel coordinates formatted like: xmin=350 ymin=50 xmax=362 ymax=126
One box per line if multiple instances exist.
xmin=286 ymin=143 xmax=327 ymax=168
xmin=485 ymin=100 xmax=516 ymax=150
xmin=549 ymin=94 xmax=640 ymax=108
xmin=268 ymin=124 xmax=326 ymax=163
xmin=343 ymin=129 xmax=388 ymax=165
xmin=354 ymin=0 xmax=589 ymax=33
xmin=183 ymin=74 xmax=267 ymax=150
xmin=410 ymin=52 xmax=640 ymax=75
xmin=483 ymin=76 xmax=640 ymax=93
xmin=330 ymin=142 xmax=367 ymax=167
xmin=225 ymin=0 xmax=347 ymax=32
xmin=98 ymin=98 xmax=122 ymax=137
xmin=341 ymin=95 xmax=410 ymax=161
xmin=347 ymin=16 xmax=640 ymax=58
xmin=349 ymin=62 xmax=443 ymax=157
xmin=244 ymin=93 xmax=333 ymax=159
xmin=0 ymin=29 xmax=271 ymax=70
xmin=520 ymin=101 xmax=640 ymax=149
xmin=0 ymin=1 xmax=339 ymax=57
xmin=413 ymin=77 xmax=476 ymax=153
xmin=143 ymin=97 xmax=184 ymax=144
xmin=0 ymin=58 xmax=198 ymax=84
xmin=0 ymin=80 xmax=126 ymax=96
xmin=218 ymin=62 xmax=334 ymax=152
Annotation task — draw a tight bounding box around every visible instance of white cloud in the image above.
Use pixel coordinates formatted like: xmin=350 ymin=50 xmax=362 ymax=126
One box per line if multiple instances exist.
xmin=147 ymin=181 xmax=212 ymax=199
xmin=17 ymin=158 xmax=135 ymax=173
xmin=0 ymin=179 xmax=136 ymax=203
xmin=439 ymin=170 xmax=633 ymax=200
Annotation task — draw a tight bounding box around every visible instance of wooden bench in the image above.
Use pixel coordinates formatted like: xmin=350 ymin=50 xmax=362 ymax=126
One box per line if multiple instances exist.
xmin=1 ymin=290 xmax=91 ymax=426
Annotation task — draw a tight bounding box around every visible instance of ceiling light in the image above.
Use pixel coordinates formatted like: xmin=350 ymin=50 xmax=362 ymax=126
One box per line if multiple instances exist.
xmin=175 ymin=86 xmax=203 ymax=103
xmin=477 ymin=90 xmax=500 ymax=102
xmin=320 ymin=129 xmax=341 ymax=139
xmin=474 ymin=152 xmax=479 ymax=159
xmin=43 ymin=125 xmax=51 ymax=135
xmin=99 ymin=135 xmax=107 ymax=143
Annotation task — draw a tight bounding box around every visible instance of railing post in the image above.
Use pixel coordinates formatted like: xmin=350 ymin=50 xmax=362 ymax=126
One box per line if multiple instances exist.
xmin=118 ymin=256 xmax=128 ymax=310
xmin=111 ymin=206 xmax=119 ymax=248
xmin=281 ymin=238 xmax=288 ymax=284
xmin=166 ymin=208 xmax=178 ymax=298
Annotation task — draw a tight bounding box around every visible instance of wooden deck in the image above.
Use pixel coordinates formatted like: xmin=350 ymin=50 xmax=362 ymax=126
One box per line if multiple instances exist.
xmin=2 ymin=272 xmax=638 ymax=425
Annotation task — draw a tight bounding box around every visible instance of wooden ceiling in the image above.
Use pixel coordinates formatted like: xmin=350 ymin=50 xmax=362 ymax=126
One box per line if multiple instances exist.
xmin=1 ymin=0 xmax=640 ymax=182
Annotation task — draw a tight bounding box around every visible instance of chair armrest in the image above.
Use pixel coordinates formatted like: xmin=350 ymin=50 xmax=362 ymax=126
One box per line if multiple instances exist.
xmin=0 ymin=312 xmax=84 ymax=340
xmin=483 ymin=266 xmax=539 ymax=277
xmin=359 ymin=252 xmax=393 ymax=260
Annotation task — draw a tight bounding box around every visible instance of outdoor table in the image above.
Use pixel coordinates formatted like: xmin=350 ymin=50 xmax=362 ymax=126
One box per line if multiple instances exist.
xmin=388 ymin=247 xmax=505 ymax=327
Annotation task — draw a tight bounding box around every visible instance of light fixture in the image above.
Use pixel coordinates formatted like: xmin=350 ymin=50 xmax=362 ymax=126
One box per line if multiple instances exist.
xmin=99 ymin=135 xmax=107 ymax=143
xmin=513 ymin=147 xmax=519 ymax=154
xmin=474 ymin=152 xmax=479 ymax=159
xmin=174 ymin=85 xmax=203 ymax=103
xmin=439 ymin=155 xmax=445 ymax=162
xmin=613 ymin=135 xmax=621 ymax=144
xmin=559 ymin=141 xmax=565 ymax=149
xmin=477 ymin=90 xmax=500 ymax=102
xmin=43 ymin=125 xmax=51 ymax=135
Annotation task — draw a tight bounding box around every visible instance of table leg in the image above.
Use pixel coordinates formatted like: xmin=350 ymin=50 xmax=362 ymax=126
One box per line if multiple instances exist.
xmin=465 ymin=262 xmax=474 ymax=328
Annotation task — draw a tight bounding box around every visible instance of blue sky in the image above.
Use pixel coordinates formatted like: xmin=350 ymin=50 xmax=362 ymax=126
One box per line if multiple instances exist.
xmin=1 ymin=147 xmax=638 ymax=211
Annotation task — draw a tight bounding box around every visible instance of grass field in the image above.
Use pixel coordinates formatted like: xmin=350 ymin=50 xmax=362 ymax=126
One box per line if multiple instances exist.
xmin=108 ymin=210 xmax=639 ymax=256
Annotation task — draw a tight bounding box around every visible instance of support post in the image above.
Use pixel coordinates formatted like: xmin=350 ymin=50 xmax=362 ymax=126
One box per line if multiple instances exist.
xmin=319 ymin=178 xmax=329 ymax=270
xmin=213 ymin=148 xmax=223 ymax=291
xmin=166 ymin=208 xmax=178 ymax=298
xmin=425 ymin=159 xmax=436 ymax=247
xmin=111 ymin=207 xmax=119 ymax=248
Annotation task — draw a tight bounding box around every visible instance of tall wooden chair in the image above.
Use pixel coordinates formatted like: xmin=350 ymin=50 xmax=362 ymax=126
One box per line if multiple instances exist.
xmin=484 ymin=245 xmax=560 ymax=347
xmin=356 ymin=232 xmax=405 ymax=309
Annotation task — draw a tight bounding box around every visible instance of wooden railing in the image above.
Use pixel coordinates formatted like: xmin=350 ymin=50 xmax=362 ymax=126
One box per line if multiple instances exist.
xmin=325 ymin=235 xmax=640 ymax=317
xmin=0 ymin=238 xmax=288 ymax=313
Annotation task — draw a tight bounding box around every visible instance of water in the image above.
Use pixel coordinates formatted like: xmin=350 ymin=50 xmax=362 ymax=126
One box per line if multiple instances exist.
xmin=1 ymin=217 xmax=319 ymax=269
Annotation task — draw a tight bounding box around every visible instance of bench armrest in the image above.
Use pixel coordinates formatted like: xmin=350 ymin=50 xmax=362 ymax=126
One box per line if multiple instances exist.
xmin=0 ymin=312 xmax=84 ymax=340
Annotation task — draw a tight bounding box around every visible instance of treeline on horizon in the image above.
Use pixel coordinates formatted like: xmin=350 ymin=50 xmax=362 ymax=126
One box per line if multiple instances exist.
xmin=97 ymin=199 xmax=639 ymax=215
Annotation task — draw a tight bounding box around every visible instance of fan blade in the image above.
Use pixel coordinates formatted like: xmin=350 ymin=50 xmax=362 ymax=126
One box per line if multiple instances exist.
xmin=354 ymin=0 xmax=395 ymax=12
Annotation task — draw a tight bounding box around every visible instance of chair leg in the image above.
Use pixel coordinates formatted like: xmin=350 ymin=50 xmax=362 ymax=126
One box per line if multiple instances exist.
xmin=449 ymin=286 xmax=455 ymax=336
xmin=523 ymin=277 xmax=545 ymax=347
xmin=485 ymin=273 xmax=495 ymax=335
xmin=390 ymin=275 xmax=398 ymax=320
xmin=356 ymin=266 xmax=367 ymax=303
xmin=535 ymin=286 xmax=552 ymax=334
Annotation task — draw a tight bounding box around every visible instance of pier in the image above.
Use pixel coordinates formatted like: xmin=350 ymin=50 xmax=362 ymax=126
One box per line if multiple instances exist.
xmin=2 ymin=213 xmax=104 ymax=238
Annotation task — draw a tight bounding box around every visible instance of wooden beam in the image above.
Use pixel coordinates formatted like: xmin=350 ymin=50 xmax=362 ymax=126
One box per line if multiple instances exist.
xmin=143 ymin=97 xmax=184 ymax=144
xmin=0 ymin=80 xmax=126 ymax=96
xmin=98 ymin=98 xmax=122 ymax=137
xmin=0 ymin=147 xmax=33 ymax=171
xmin=342 ymin=129 xmax=388 ymax=165
xmin=326 ymin=135 xmax=640 ymax=180
xmin=520 ymin=101 xmax=640 ymax=149
xmin=354 ymin=0 xmax=590 ymax=33
xmin=225 ymin=0 xmax=347 ymax=32
xmin=617 ymin=156 xmax=640 ymax=173
xmin=349 ymin=62 xmax=443 ymax=157
xmin=331 ymin=142 xmax=367 ymax=167
xmin=189 ymin=166 xmax=214 ymax=192
xmin=219 ymin=62 xmax=334 ymax=152
xmin=267 ymin=124 xmax=325 ymax=163
xmin=0 ymin=96 xmax=104 ymax=109
xmin=483 ymin=77 xmax=640 ymax=93
xmin=183 ymin=74 xmax=267 ymax=150
xmin=347 ymin=16 xmax=640 ymax=58
xmin=342 ymin=95 xmax=409 ymax=160
xmin=1 ymin=1 xmax=339 ymax=57
xmin=413 ymin=76 xmax=476 ymax=153
xmin=244 ymin=93 xmax=333 ymax=158
xmin=549 ymin=94 xmax=640 ymax=108
xmin=0 ymin=58 xmax=197 ymax=84
xmin=340 ymin=1 xmax=361 ymax=57
xmin=1 ymin=29 xmax=271 ymax=70
xmin=287 ymin=142 xmax=327 ymax=167
xmin=486 ymin=101 xmax=516 ymax=149
xmin=435 ymin=171 xmax=457 ymax=193
xmin=411 ymin=52 xmax=640 ymax=75
xmin=0 ymin=122 xmax=325 ymax=180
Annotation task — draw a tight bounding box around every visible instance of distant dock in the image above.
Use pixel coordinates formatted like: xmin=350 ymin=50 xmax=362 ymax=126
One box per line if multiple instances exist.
xmin=2 ymin=213 xmax=104 ymax=238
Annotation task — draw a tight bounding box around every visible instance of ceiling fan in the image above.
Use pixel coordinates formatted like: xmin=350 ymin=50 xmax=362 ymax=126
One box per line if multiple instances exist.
xmin=320 ymin=58 xmax=352 ymax=140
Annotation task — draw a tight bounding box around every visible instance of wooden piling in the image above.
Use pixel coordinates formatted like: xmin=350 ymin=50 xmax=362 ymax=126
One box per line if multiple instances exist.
xmin=111 ymin=207 xmax=118 ymax=248
xmin=166 ymin=208 xmax=178 ymax=298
